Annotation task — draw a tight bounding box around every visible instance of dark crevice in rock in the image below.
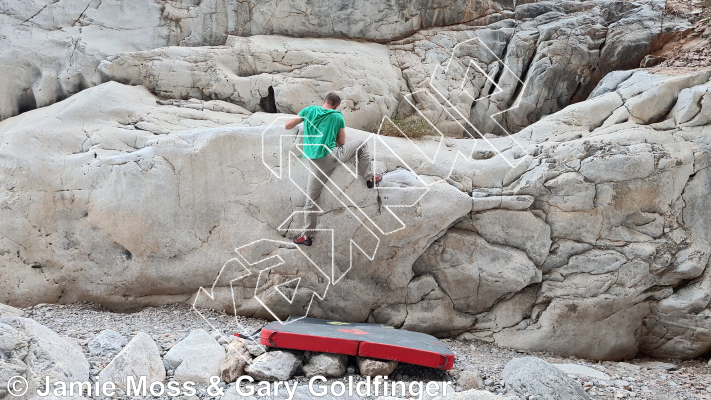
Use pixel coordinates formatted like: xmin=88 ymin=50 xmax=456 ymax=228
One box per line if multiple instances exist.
xmin=17 ymin=88 xmax=37 ymax=115
xmin=260 ymin=86 xmax=277 ymax=113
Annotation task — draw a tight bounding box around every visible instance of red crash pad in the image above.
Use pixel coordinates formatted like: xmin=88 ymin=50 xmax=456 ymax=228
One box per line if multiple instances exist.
xmin=258 ymin=317 xmax=455 ymax=370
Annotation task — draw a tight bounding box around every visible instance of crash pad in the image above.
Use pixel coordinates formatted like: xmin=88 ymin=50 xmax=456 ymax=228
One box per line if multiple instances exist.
xmin=258 ymin=317 xmax=455 ymax=370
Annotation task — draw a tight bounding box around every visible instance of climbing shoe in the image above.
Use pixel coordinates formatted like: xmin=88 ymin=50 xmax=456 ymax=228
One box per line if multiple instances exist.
xmin=367 ymin=175 xmax=382 ymax=189
xmin=293 ymin=236 xmax=312 ymax=246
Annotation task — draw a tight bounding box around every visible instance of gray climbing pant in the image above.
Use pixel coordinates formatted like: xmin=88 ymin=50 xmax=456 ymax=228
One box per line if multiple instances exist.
xmin=302 ymin=139 xmax=374 ymax=238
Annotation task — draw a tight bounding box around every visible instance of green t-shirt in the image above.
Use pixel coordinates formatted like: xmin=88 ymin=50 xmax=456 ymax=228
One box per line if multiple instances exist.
xmin=298 ymin=105 xmax=345 ymax=159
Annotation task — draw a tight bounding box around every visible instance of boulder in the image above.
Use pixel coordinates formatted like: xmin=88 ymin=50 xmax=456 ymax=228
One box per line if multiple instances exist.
xmin=2 ymin=61 xmax=711 ymax=362
xmin=0 ymin=318 xmax=90 ymax=400
xmin=388 ymin=0 xmax=687 ymax=136
xmin=0 ymin=81 xmax=472 ymax=331
xmin=98 ymin=332 xmax=165 ymax=390
xmin=302 ymin=352 xmax=348 ymax=378
xmin=502 ymin=357 xmax=588 ymax=400
xmin=245 ymin=350 xmax=303 ymax=381
xmin=0 ymin=303 xmax=22 ymax=318
xmin=457 ymin=370 xmax=485 ymax=390
xmin=88 ymin=329 xmax=127 ymax=358
xmin=464 ymin=209 xmax=552 ymax=266
xmin=164 ymin=329 xmax=226 ymax=384
xmin=356 ymin=357 xmax=398 ymax=377
xmin=219 ymin=338 xmax=252 ymax=383
xmin=245 ymin=342 xmax=266 ymax=358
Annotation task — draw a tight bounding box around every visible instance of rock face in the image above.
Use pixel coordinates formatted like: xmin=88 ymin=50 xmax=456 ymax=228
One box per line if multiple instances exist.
xmin=98 ymin=332 xmax=165 ymax=390
xmin=164 ymin=329 xmax=225 ymax=383
xmin=0 ymin=0 xmax=509 ymax=122
xmin=404 ymin=69 xmax=711 ymax=361
xmin=88 ymin=329 xmax=127 ymax=358
xmin=502 ymin=357 xmax=589 ymax=400
xmin=0 ymin=0 xmax=688 ymax=139
xmin=389 ymin=0 xmax=690 ymax=136
xmin=0 ymin=81 xmax=472 ymax=332
xmin=245 ymin=350 xmax=303 ymax=381
xmin=2 ymin=64 xmax=711 ymax=360
xmin=98 ymin=35 xmax=402 ymax=130
xmin=0 ymin=318 xmax=90 ymax=400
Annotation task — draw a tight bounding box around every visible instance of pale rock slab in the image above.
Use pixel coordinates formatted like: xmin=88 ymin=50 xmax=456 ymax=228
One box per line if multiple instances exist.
xmin=98 ymin=332 xmax=164 ymax=391
xmin=0 ymin=82 xmax=472 ymax=334
xmin=388 ymin=0 xmax=687 ymax=136
xmin=0 ymin=318 xmax=90 ymax=400
xmin=553 ymin=364 xmax=611 ymax=381
xmin=413 ymin=229 xmax=541 ymax=315
xmin=0 ymin=303 xmax=22 ymax=318
xmin=502 ymin=357 xmax=589 ymax=400
xmin=164 ymin=329 xmax=226 ymax=384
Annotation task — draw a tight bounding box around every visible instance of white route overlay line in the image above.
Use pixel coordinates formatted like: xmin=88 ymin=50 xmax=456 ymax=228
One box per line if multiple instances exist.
xmin=237 ymin=238 xmax=330 ymax=325
xmin=194 ymin=35 xmax=529 ymax=337
xmin=192 ymin=256 xmax=259 ymax=364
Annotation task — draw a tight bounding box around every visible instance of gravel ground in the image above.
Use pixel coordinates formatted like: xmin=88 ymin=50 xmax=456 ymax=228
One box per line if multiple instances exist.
xmin=21 ymin=302 xmax=711 ymax=400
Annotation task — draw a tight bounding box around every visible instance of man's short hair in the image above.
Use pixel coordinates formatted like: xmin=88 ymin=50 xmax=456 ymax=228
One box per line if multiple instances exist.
xmin=325 ymin=92 xmax=341 ymax=107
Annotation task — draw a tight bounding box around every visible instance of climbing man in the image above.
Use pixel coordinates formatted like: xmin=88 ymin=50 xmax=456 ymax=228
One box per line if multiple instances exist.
xmin=285 ymin=92 xmax=382 ymax=246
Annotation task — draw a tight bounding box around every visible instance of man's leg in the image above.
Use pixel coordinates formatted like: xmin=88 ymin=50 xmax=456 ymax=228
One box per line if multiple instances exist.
xmin=302 ymin=156 xmax=337 ymax=239
xmin=333 ymin=139 xmax=374 ymax=180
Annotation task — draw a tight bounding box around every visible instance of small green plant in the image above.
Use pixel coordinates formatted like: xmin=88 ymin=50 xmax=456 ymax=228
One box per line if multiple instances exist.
xmin=378 ymin=115 xmax=439 ymax=139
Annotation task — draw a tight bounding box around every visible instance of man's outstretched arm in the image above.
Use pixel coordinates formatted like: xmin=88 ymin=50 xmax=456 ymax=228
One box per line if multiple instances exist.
xmin=285 ymin=116 xmax=303 ymax=130
xmin=336 ymin=128 xmax=346 ymax=147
